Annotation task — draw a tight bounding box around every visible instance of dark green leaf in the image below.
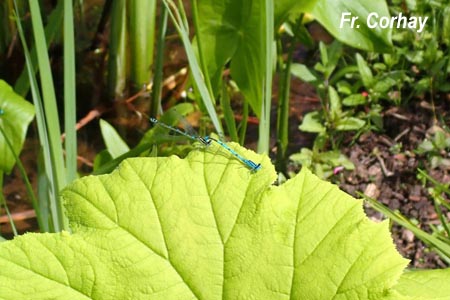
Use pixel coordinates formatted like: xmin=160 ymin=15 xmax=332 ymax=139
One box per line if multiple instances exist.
xmin=0 ymin=80 xmax=35 ymax=173
xmin=356 ymin=53 xmax=374 ymax=88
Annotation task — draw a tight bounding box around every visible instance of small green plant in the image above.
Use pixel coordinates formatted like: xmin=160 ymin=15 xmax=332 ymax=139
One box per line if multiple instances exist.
xmin=290 ymin=41 xmax=367 ymax=178
xmin=290 ymin=145 xmax=354 ymax=180
xmin=416 ymin=126 xmax=450 ymax=170
xmin=289 ymin=0 xmax=450 ymax=178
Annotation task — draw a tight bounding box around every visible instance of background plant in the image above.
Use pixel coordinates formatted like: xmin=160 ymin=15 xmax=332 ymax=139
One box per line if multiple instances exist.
xmin=289 ymin=0 xmax=450 ymax=180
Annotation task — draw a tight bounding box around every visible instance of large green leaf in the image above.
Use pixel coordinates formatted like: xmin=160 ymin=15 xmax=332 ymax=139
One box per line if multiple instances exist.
xmin=274 ymin=0 xmax=315 ymax=27
xmin=275 ymin=0 xmax=392 ymax=52
xmin=0 ymin=80 xmax=35 ymax=173
xmin=0 ymin=143 xmax=449 ymax=299
xmin=196 ymin=0 xmax=240 ymax=93
xmin=394 ymin=269 xmax=450 ymax=299
xmin=309 ymin=1 xmax=392 ymax=52
xmin=197 ymin=0 xmax=266 ymax=116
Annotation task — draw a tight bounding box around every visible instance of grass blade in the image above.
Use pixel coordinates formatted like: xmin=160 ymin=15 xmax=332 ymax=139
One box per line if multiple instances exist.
xmin=13 ymin=0 xmax=65 ymax=231
xmin=151 ymin=3 xmax=168 ymax=117
xmin=360 ymin=192 xmax=450 ymax=260
xmin=14 ymin=1 xmax=64 ymax=97
xmin=64 ymin=0 xmax=77 ymax=184
xmin=29 ymin=0 xmax=67 ymax=230
xmin=163 ymin=0 xmax=223 ymax=137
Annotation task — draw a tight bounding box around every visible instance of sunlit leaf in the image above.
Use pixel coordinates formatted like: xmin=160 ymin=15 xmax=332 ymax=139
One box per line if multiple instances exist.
xmin=0 ymin=144 xmax=448 ymax=299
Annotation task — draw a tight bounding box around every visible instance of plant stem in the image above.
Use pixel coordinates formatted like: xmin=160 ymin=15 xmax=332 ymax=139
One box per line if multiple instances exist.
xmin=239 ymin=101 xmax=249 ymax=145
xmin=128 ymin=0 xmax=156 ymax=91
xmin=257 ymin=0 xmax=274 ymax=153
xmin=0 ymin=173 xmax=17 ymax=237
xmin=0 ymin=125 xmax=43 ymax=229
xmin=276 ymin=18 xmax=302 ymax=173
xmin=151 ymin=3 xmax=168 ymax=117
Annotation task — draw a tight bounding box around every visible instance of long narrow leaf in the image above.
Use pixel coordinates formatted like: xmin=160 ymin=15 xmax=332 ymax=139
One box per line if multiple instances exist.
xmin=13 ymin=1 xmax=63 ymax=231
xmin=64 ymin=0 xmax=77 ymax=184
xmin=150 ymin=3 xmax=168 ymax=117
xmin=163 ymin=0 xmax=223 ymax=137
xmin=14 ymin=1 xmax=64 ymax=96
xmin=360 ymin=192 xmax=450 ymax=260
xmin=191 ymin=0 xmax=215 ymax=100
xmin=29 ymin=0 xmax=67 ymax=230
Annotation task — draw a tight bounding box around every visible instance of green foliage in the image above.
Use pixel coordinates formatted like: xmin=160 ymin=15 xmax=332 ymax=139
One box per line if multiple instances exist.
xmin=291 ymin=0 xmax=450 ymax=178
xmin=291 ymin=42 xmax=367 ymax=178
xmin=93 ymin=103 xmax=197 ymax=174
xmin=363 ymin=182 xmax=450 ymax=265
xmin=289 ymin=1 xmax=450 ymax=175
xmin=0 ymin=1 xmax=13 ymax=56
xmin=14 ymin=1 xmax=64 ymax=97
xmin=13 ymin=0 xmax=69 ymax=231
xmin=0 ymin=80 xmax=35 ymax=174
xmin=290 ymin=148 xmax=354 ymax=179
xmin=2 ymin=3 xmax=450 ymax=295
xmin=108 ymin=0 xmax=157 ymax=96
xmin=164 ymin=0 xmax=224 ymax=137
xmin=128 ymin=0 xmax=156 ymax=91
xmin=99 ymin=119 xmax=130 ymax=159
xmin=308 ymin=0 xmax=392 ymax=52
xmin=191 ymin=0 xmax=393 ymax=154
xmin=416 ymin=126 xmax=450 ymax=169
xmin=276 ymin=0 xmax=392 ymax=52
xmin=395 ymin=269 xmax=450 ymax=299
xmin=2 ymin=147 xmax=449 ymax=299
